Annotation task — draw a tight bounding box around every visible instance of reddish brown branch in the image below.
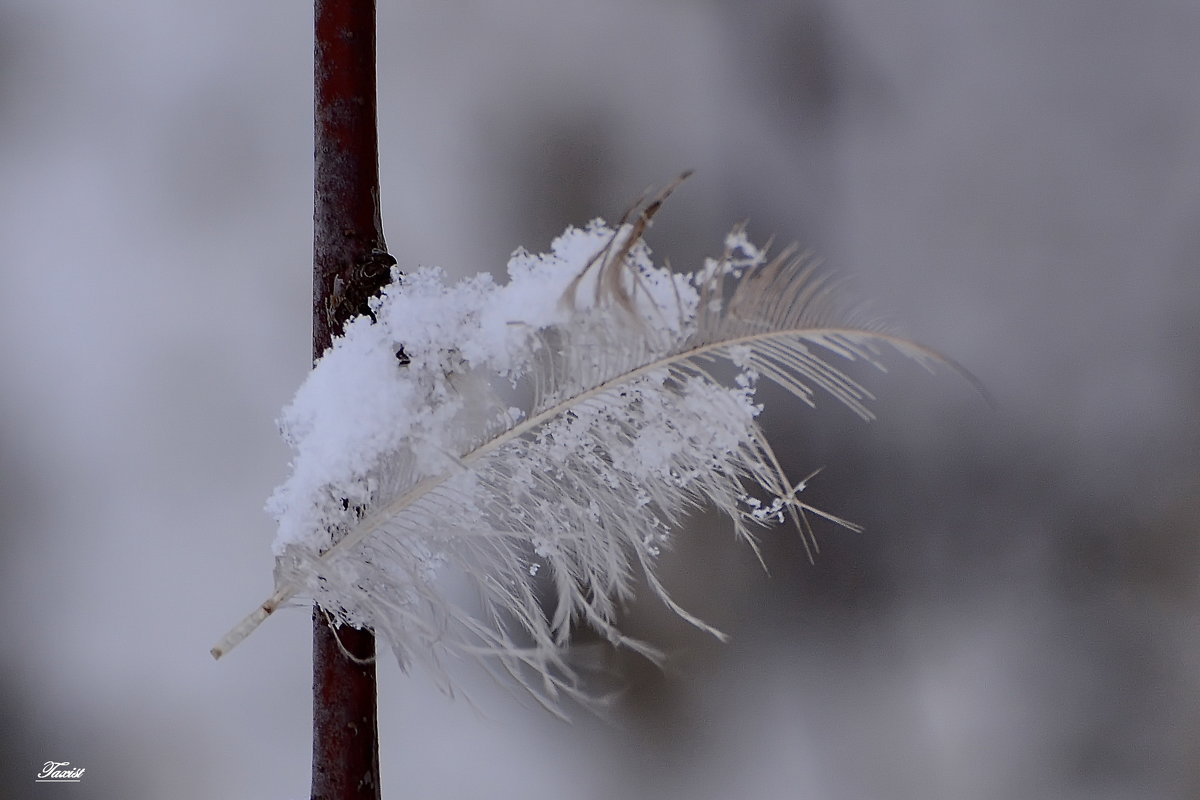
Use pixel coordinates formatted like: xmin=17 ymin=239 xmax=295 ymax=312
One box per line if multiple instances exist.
xmin=311 ymin=1 xmax=384 ymax=798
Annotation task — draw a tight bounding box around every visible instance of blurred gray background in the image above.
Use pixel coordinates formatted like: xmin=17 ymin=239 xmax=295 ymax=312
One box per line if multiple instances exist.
xmin=2 ymin=1 xmax=1198 ymax=798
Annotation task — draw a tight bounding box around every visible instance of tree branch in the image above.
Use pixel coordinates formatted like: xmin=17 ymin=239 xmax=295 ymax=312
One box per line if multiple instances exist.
xmin=311 ymin=1 xmax=386 ymax=798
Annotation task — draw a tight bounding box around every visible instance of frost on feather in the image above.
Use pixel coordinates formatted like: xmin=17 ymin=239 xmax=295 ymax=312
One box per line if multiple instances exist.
xmin=266 ymin=220 xmax=705 ymax=555
xmin=213 ymin=199 xmax=947 ymax=704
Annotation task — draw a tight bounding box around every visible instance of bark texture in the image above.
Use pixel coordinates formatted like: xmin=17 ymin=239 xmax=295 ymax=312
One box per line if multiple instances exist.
xmin=311 ymin=2 xmax=387 ymax=798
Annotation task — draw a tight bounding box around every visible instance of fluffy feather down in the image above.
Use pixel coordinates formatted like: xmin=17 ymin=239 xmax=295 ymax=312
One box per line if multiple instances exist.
xmin=212 ymin=189 xmax=950 ymax=705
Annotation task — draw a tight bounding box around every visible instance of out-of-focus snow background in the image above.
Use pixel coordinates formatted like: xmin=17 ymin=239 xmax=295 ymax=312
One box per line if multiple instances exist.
xmin=2 ymin=1 xmax=1198 ymax=797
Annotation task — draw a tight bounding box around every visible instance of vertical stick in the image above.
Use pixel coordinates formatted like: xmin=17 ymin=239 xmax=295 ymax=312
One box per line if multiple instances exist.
xmin=312 ymin=2 xmax=384 ymax=798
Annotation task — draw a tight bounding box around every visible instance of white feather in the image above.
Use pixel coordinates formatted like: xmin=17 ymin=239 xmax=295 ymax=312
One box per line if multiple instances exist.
xmin=212 ymin=188 xmax=961 ymax=705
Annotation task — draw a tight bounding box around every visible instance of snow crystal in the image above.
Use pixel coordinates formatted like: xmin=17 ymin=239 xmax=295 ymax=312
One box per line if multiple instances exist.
xmin=268 ymin=220 xmax=702 ymax=554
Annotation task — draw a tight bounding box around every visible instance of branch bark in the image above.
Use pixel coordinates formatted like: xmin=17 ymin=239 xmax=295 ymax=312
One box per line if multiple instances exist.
xmin=311 ymin=1 xmax=386 ymax=798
